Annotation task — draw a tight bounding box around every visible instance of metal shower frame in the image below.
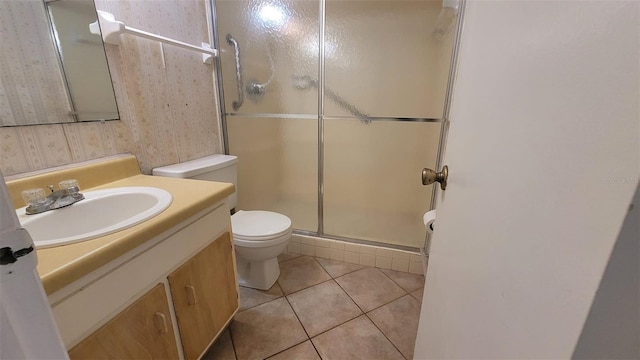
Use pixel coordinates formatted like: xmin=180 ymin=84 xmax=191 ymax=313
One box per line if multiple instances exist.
xmin=207 ymin=0 xmax=466 ymax=252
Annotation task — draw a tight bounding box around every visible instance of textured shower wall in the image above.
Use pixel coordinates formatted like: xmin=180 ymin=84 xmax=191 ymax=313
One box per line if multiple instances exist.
xmin=323 ymin=0 xmax=447 ymax=119
xmin=0 ymin=0 xmax=222 ymax=176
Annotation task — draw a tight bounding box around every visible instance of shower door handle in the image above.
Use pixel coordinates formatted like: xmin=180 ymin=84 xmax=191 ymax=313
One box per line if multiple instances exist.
xmin=226 ymin=34 xmax=244 ymax=111
xmin=422 ymin=165 xmax=448 ymax=190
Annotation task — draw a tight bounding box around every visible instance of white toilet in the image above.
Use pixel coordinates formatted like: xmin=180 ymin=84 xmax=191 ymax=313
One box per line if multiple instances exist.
xmin=152 ymin=155 xmax=292 ymax=290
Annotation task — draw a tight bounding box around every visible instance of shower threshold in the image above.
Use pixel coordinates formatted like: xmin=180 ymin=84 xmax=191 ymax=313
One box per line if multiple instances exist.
xmin=289 ymin=230 xmax=427 ymax=275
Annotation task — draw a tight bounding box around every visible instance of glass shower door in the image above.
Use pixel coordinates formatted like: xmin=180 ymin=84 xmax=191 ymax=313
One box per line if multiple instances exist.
xmin=323 ymin=120 xmax=441 ymax=248
xmin=215 ymin=0 xmax=460 ymax=248
xmin=215 ymin=0 xmax=319 ymax=231
xmin=322 ymin=0 xmax=456 ymax=248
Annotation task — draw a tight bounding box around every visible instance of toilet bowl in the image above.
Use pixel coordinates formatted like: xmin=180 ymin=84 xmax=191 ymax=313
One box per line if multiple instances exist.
xmin=152 ymin=154 xmax=292 ymax=290
xmin=232 ymin=210 xmax=292 ymax=290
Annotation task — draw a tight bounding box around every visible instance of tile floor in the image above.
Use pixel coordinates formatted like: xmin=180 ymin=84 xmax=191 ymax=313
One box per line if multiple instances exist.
xmin=203 ymin=254 xmax=425 ymax=360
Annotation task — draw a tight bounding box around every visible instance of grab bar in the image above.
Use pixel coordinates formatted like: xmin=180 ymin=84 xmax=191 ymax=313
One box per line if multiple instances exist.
xmin=226 ymin=34 xmax=244 ymax=111
xmin=293 ymin=75 xmax=370 ymax=123
xmin=325 ymin=87 xmax=368 ymax=118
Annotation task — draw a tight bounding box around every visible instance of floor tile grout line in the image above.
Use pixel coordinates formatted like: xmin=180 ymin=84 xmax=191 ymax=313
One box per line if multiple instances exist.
xmin=284 ymin=277 xmax=336 ymax=296
xmin=226 ymin=324 xmax=239 ymax=360
xmin=289 ymin=309 xmax=407 ymax=360
xmin=231 ymin=264 xmax=416 ymax=360
xmin=280 ymin=277 xmax=332 ymax=296
xmin=262 ymin=339 xmax=311 ymax=360
xmin=240 ymin=266 xmax=420 ymax=315
xmin=277 ymin=254 xmax=301 ymax=263
xmin=281 ymin=295 xmax=325 ymax=360
xmin=230 ymin=298 xmax=405 ymax=360
xmin=277 ymin=254 xmax=303 ymax=265
xmin=252 ymin=295 xmax=321 ymax=359
xmin=307 ymin=338 xmax=323 ymax=360
xmin=363 ymin=292 xmax=414 ymax=315
xmin=332 ymin=273 xmax=368 ymax=314
xmin=357 ymin=271 xmax=414 ymax=359
xmin=281 ymin=276 xmax=367 ymax=346
xmin=284 ymin=293 xmax=312 ymax=339
xmin=313 ymin=256 xmax=366 ymax=279
xmin=236 ymin=283 xmax=285 ymax=313
xmin=234 ymin=257 xmax=418 ymax=359
xmin=364 ymin=311 xmax=409 ymax=360
xmin=278 ymin=257 xmax=332 ymax=296
xmin=410 ymin=289 xmax=423 ymax=302
xmin=330 ymin=267 xmax=412 ymax=358
xmin=334 ymin=267 xmax=410 ymax=313
xmin=230 ymin=296 xmax=309 ymax=360
xmin=310 ymin=256 xmax=332 ymax=277
xmin=378 ymin=267 xmax=426 ymax=294
xmin=284 ymin=278 xmax=365 ymax=341
xmin=305 ymin=312 xmax=364 ymax=342
xmin=362 ymin=294 xmax=422 ymax=359
xmin=237 ymin=276 xmax=337 ymax=315
xmin=241 ymin=255 xmax=369 ymax=312
xmin=332 ymin=268 xmax=408 ymax=314
xmin=262 ymin=338 xmax=311 ymax=360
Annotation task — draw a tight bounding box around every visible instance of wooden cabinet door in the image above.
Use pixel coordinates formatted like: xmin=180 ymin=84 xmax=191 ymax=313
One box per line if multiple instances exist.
xmin=69 ymin=284 xmax=179 ymax=359
xmin=168 ymin=232 xmax=239 ymax=360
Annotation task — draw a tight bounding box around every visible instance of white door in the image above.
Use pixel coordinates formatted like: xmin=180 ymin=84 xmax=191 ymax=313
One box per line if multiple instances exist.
xmin=0 ymin=176 xmax=68 ymax=359
xmin=415 ymin=1 xmax=639 ymax=359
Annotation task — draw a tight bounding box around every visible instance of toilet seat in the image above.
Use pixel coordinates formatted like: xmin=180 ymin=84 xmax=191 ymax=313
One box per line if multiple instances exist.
xmin=231 ymin=210 xmax=292 ymax=241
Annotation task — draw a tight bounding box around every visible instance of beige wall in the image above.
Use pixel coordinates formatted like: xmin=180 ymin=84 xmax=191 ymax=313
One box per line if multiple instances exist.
xmin=0 ymin=0 xmax=222 ymax=176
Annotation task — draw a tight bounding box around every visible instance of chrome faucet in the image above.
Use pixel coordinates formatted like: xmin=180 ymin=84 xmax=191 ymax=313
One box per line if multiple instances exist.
xmin=24 ymin=183 xmax=85 ymax=215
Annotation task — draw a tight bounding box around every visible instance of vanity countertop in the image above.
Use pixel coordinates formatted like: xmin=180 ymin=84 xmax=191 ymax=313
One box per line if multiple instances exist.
xmin=6 ymin=155 xmax=234 ymax=295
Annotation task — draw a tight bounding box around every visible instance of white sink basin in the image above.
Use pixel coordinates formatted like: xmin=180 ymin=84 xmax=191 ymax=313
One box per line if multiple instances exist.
xmin=16 ymin=186 xmax=173 ymax=249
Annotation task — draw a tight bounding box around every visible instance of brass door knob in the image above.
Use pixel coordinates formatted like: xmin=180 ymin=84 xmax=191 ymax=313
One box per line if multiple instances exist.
xmin=422 ymin=165 xmax=448 ymax=190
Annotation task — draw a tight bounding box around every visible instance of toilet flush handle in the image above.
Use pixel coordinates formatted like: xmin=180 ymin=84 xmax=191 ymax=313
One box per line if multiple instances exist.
xmin=422 ymin=165 xmax=448 ymax=190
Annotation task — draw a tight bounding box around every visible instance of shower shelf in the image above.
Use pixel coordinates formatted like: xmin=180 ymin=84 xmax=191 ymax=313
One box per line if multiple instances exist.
xmin=90 ymin=10 xmax=218 ymax=64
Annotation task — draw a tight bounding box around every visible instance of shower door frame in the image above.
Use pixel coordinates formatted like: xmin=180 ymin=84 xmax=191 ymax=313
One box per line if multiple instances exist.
xmin=207 ymin=0 xmax=466 ymax=252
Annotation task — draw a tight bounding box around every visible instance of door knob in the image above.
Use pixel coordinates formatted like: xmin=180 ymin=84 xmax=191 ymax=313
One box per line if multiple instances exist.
xmin=422 ymin=165 xmax=448 ymax=190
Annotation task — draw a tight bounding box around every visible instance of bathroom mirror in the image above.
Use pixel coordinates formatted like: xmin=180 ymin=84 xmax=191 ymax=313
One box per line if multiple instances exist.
xmin=0 ymin=0 xmax=119 ymax=127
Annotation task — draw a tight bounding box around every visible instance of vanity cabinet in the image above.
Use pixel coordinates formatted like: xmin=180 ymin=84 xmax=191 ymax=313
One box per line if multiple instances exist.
xmin=169 ymin=232 xmax=238 ymax=359
xmin=68 ymin=284 xmax=179 ymax=359
xmin=50 ymin=202 xmax=239 ymax=360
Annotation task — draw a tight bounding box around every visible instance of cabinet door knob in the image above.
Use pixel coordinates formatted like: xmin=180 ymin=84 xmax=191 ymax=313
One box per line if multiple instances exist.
xmin=153 ymin=312 xmax=169 ymax=334
xmin=185 ymin=285 xmax=198 ymax=305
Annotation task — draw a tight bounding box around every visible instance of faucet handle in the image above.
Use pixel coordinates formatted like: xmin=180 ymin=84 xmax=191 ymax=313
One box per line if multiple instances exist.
xmin=58 ymin=179 xmax=80 ymax=193
xmin=22 ymin=188 xmax=47 ymax=207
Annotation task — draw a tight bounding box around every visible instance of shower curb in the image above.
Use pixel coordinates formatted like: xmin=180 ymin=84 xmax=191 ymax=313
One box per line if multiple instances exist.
xmin=285 ymin=234 xmax=425 ymax=275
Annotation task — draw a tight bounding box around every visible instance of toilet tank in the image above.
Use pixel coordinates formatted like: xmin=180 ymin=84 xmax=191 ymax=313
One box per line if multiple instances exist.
xmin=152 ymin=155 xmax=238 ymax=209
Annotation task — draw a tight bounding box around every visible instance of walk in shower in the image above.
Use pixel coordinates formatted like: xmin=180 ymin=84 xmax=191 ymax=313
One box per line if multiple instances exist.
xmin=211 ymin=0 xmax=461 ymax=250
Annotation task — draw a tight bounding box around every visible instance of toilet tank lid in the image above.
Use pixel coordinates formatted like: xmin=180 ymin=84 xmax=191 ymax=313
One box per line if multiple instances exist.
xmin=152 ymin=154 xmax=237 ymax=178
